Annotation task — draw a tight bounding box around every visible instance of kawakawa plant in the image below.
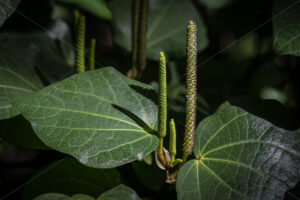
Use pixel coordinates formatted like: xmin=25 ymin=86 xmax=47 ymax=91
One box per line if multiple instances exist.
xmin=1 ymin=4 xmax=300 ymax=200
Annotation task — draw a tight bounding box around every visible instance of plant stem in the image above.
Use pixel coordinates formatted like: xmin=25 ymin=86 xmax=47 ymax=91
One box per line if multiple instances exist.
xmin=182 ymin=21 xmax=197 ymax=160
xmin=76 ymin=15 xmax=86 ymax=73
xmin=137 ymin=0 xmax=148 ymax=76
xmin=157 ymin=138 xmax=166 ymax=167
xmin=89 ymin=38 xmax=96 ymax=71
xmin=131 ymin=0 xmax=140 ymax=78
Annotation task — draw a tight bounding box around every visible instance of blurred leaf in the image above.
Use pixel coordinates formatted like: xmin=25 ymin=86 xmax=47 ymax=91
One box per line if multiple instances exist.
xmin=0 ymin=0 xmax=21 ymax=27
xmin=0 ymin=35 xmax=43 ymax=119
xmin=176 ymin=102 xmax=300 ymax=200
xmin=97 ymin=184 xmax=141 ymax=200
xmin=34 ymin=193 xmax=94 ymax=200
xmin=110 ymin=0 xmax=208 ymax=60
xmin=33 ymin=185 xmax=141 ymax=200
xmin=197 ymin=0 xmax=233 ymax=9
xmin=58 ymin=0 xmax=111 ymax=20
xmin=23 ymin=157 xmax=121 ymax=200
xmin=15 ymin=68 xmax=159 ymax=168
xmin=0 ymin=115 xmax=49 ymax=149
xmin=273 ymin=0 xmax=300 ymax=57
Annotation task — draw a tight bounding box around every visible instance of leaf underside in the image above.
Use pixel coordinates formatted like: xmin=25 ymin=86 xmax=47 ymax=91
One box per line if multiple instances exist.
xmin=177 ymin=102 xmax=300 ymax=200
xmin=15 ymin=67 xmax=159 ymax=168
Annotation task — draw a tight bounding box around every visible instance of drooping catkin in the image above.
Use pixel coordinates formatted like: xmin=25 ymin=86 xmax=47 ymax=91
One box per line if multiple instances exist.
xmin=158 ymin=52 xmax=167 ymax=138
xmin=183 ymin=21 xmax=197 ymax=155
xmin=76 ymin=15 xmax=85 ymax=73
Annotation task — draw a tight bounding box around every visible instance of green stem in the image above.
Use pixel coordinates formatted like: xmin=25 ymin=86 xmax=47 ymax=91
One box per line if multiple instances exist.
xmin=138 ymin=0 xmax=148 ymax=72
xmin=157 ymin=138 xmax=166 ymax=167
xmin=76 ymin=15 xmax=86 ymax=73
xmin=131 ymin=0 xmax=140 ymax=78
xmin=89 ymin=39 xmax=96 ymax=71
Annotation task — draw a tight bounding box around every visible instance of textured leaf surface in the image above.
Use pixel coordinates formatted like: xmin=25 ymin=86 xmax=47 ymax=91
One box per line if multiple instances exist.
xmin=273 ymin=0 xmax=300 ymax=56
xmin=177 ymin=102 xmax=300 ymax=200
xmin=97 ymin=184 xmax=141 ymax=200
xmin=23 ymin=157 xmax=120 ymax=200
xmin=110 ymin=0 xmax=208 ymax=60
xmin=15 ymin=67 xmax=159 ymax=168
xmin=197 ymin=0 xmax=232 ymax=9
xmin=0 ymin=36 xmax=43 ymax=119
xmin=34 ymin=193 xmax=94 ymax=200
xmin=58 ymin=0 xmax=111 ymax=20
xmin=0 ymin=0 xmax=21 ymax=27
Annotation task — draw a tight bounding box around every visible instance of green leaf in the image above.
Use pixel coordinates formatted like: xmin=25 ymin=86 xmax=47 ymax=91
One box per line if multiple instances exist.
xmin=0 ymin=115 xmax=49 ymax=149
xmin=15 ymin=67 xmax=159 ymax=168
xmin=58 ymin=0 xmax=112 ymax=20
xmin=176 ymin=102 xmax=300 ymax=200
xmin=273 ymin=0 xmax=300 ymax=57
xmin=34 ymin=193 xmax=95 ymax=200
xmin=97 ymin=184 xmax=141 ymax=200
xmin=110 ymin=0 xmax=208 ymax=60
xmin=23 ymin=157 xmax=121 ymax=200
xmin=0 ymin=0 xmax=21 ymax=27
xmin=0 ymin=36 xmax=43 ymax=119
xmin=197 ymin=0 xmax=233 ymax=9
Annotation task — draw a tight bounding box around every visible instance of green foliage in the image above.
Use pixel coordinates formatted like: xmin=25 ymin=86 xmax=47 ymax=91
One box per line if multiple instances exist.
xmin=34 ymin=185 xmax=140 ymax=200
xmin=110 ymin=0 xmax=208 ymax=60
xmin=0 ymin=0 xmax=300 ymax=199
xmin=273 ymin=0 xmax=300 ymax=56
xmin=177 ymin=102 xmax=300 ymax=200
xmin=14 ymin=68 xmax=159 ymax=168
xmin=58 ymin=0 xmax=112 ymax=20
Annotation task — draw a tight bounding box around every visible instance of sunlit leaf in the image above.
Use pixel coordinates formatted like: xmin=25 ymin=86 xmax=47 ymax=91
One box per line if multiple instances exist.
xmin=15 ymin=67 xmax=159 ymax=168
xmin=177 ymin=102 xmax=300 ymax=200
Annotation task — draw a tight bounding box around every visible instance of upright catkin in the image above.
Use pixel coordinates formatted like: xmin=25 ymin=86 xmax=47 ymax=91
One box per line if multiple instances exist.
xmin=183 ymin=21 xmax=197 ymax=155
xmin=158 ymin=52 xmax=167 ymax=138
xmin=89 ymin=39 xmax=96 ymax=71
xmin=76 ymin=15 xmax=85 ymax=73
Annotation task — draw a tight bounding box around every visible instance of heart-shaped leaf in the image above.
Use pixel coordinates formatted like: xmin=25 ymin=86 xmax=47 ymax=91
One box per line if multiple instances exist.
xmin=0 ymin=37 xmax=43 ymax=119
xmin=109 ymin=0 xmax=208 ymax=60
xmin=15 ymin=67 xmax=159 ymax=168
xmin=0 ymin=0 xmax=21 ymax=27
xmin=23 ymin=157 xmax=121 ymax=200
xmin=273 ymin=0 xmax=300 ymax=57
xmin=176 ymin=102 xmax=300 ymax=200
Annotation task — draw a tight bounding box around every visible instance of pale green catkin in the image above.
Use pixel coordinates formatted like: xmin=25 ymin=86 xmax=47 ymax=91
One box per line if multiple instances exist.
xmin=158 ymin=52 xmax=167 ymax=138
xmin=76 ymin=15 xmax=86 ymax=73
xmin=169 ymin=118 xmax=176 ymax=157
xmin=89 ymin=39 xmax=96 ymax=71
xmin=183 ymin=21 xmax=197 ymax=155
